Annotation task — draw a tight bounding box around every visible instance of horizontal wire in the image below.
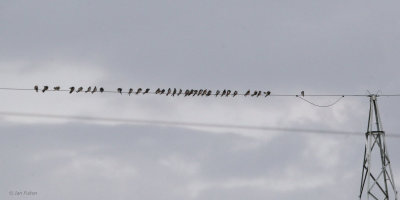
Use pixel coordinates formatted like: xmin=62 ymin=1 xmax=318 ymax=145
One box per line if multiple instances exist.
xmin=1 ymin=111 xmax=399 ymax=138
xmin=0 ymin=87 xmax=392 ymax=97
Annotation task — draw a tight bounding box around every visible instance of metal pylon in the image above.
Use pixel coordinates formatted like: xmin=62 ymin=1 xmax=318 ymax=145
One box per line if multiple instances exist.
xmin=359 ymin=95 xmax=398 ymax=200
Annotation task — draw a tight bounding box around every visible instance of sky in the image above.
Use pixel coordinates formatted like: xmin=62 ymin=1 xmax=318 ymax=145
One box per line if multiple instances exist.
xmin=1 ymin=0 xmax=400 ymax=199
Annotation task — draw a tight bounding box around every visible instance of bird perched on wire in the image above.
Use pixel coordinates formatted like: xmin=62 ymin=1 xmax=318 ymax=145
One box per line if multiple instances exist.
xmin=85 ymin=87 xmax=91 ymax=93
xmin=202 ymin=89 xmax=207 ymax=96
xmin=301 ymin=91 xmax=305 ymax=97
xmin=42 ymin=86 xmax=49 ymax=93
xmin=257 ymin=91 xmax=262 ymax=97
xmin=76 ymin=87 xmax=83 ymax=93
xmin=244 ymin=90 xmax=250 ymax=97
xmin=226 ymin=90 xmax=231 ymax=97
xmin=100 ymin=87 xmax=104 ymax=93
xmin=143 ymin=88 xmax=150 ymax=95
xmin=233 ymin=91 xmax=238 ymax=97
xmin=117 ymin=88 xmax=122 ymax=95
xmin=136 ymin=88 xmax=142 ymax=95
xmin=192 ymin=90 xmax=198 ymax=96
xmin=69 ymin=87 xmax=75 ymax=93
xmin=91 ymin=86 xmax=97 ymax=94
xmin=221 ymin=90 xmax=226 ymax=97
xmin=177 ymin=89 xmax=182 ymax=96
xmin=184 ymin=89 xmax=190 ymax=97
xmin=166 ymin=88 xmax=171 ymax=96
xmin=160 ymin=89 xmax=165 ymax=94
xmin=264 ymin=91 xmax=271 ymax=97
xmin=34 ymin=85 xmax=39 ymax=92
xmin=251 ymin=90 xmax=258 ymax=97
xmin=198 ymin=89 xmax=203 ymax=96
xmin=206 ymin=90 xmax=212 ymax=96
xmin=128 ymin=88 xmax=133 ymax=96
xmin=155 ymin=88 xmax=161 ymax=94
xmin=54 ymin=86 xmax=60 ymax=91
xmin=172 ymin=88 xmax=177 ymax=96
xmin=215 ymin=90 xmax=220 ymax=97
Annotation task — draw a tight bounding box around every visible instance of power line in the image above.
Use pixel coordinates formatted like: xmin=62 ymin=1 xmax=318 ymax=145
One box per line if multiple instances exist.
xmin=0 ymin=111 xmax=399 ymax=138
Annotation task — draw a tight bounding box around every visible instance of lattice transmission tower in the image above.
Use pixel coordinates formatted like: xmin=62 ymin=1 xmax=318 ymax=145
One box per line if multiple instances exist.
xmin=359 ymin=95 xmax=398 ymax=200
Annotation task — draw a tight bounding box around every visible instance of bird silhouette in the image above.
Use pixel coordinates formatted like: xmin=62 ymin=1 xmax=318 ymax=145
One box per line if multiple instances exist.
xmin=192 ymin=90 xmax=198 ymax=96
xmin=177 ymin=89 xmax=182 ymax=96
xmin=91 ymin=86 xmax=97 ymax=94
xmin=244 ymin=90 xmax=250 ymax=97
xmin=251 ymin=90 xmax=258 ymax=97
xmin=160 ymin=89 xmax=165 ymax=94
xmin=184 ymin=89 xmax=190 ymax=96
xmin=128 ymin=88 xmax=133 ymax=96
xmin=69 ymin=87 xmax=75 ymax=93
xmin=100 ymin=87 xmax=104 ymax=93
xmin=54 ymin=86 xmax=60 ymax=91
xmin=166 ymin=88 xmax=171 ymax=96
xmin=42 ymin=86 xmax=49 ymax=93
xmin=221 ymin=90 xmax=226 ymax=97
xmin=202 ymin=89 xmax=207 ymax=96
xmin=215 ymin=90 xmax=220 ymax=97
xmin=155 ymin=88 xmax=161 ymax=94
xmin=34 ymin=85 xmax=39 ymax=92
xmin=198 ymin=89 xmax=203 ymax=96
xmin=301 ymin=91 xmax=305 ymax=97
xmin=264 ymin=91 xmax=271 ymax=97
xmin=172 ymin=88 xmax=177 ymax=96
xmin=206 ymin=90 xmax=212 ymax=96
xmin=76 ymin=87 xmax=83 ymax=93
xmin=189 ymin=89 xmax=194 ymax=96
xmin=233 ymin=91 xmax=238 ymax=97
xmin=136 ymin=88 xmax=142 ymax=95
xmin=226 ymin=90 xmax=231 ymax=97
xmin=257 ymin=91 xmax=261 ymax=97
xmin=85 ymin=87 xmax=91 ymax=93
xmin=117 ymin=88 xmax=122 ymax=95
xmin=143 ymin=88 xmax=150 ymax=95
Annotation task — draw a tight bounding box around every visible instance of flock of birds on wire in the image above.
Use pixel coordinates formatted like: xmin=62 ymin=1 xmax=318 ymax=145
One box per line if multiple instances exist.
xmin=33 ymin=85 xmax=306 ymax=97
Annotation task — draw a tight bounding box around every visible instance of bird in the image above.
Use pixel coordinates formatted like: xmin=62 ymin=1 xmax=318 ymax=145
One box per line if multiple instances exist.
xmin=34 ymin=85 xmax=39 ymax=92
xmin=206 ymin=90 xmax=212 ymax=96
xmin=198 ymin=89 xmax=203 ymax=96
xmin=76 ymin=87 xmax=83 ymax=93
xmin=155 ymin=88 xmax=161 ymax=94
xmin=215 ymin=90 xmax=220 ymax=97
xmin=226 ymin=90 xmax=231 ymax=97
xmin=136 ymin=88 xmax=142 ymax=95
xmin=69 ymin=87 xmax=75 ymax=93
xmin=166 ymin=88 xmax=171 ymax=96
xmin=192 ymin=90 xmax=198 ymax=96
xmin=257 ymin=91 xmax=262 ymax=97
xmin=99 ymin=87 xmax=104 ymax=93
xmin=264 ymin=91 xmax=271 ymax=97
xmin=202 ymin=89 xmax=207 ymax=96
xmin=42 ymin=86 xmax=49 ymax=93
xmin=172 ymin=88 xmax=177 ymax=96
xmin=128 ymin=88 xmax=134 ymax=96
xmin=54 ymin=86 xmax=60 ymax=91
xmin=85 ymin=87 xmax=91 ymax=93
xmin=233 ymin=91 xmax=238 ymax=97
xmin=251 ymin=90 xmax=258 ymax=97
xmin=160 ymin=89 xmax=165 ymax=94
xmin=184 ymin=89 xmax=190 ymax=96
xmin=117 ymin=88 xmax=122 ymax=95
xmin=301 ymin=91 xmax=305 ymax=97
xmin=244 ymin=90 xmax=250 ymax=97
xmin=91 ymin=86 xmax=97 ymax=94
xmin=189 ymin=89 xmax=194 ymax=96
xmin=143 ymin=88 xmax=150 ymax=95
xmin=177 ymin=89 xmax=182 ymax=96
xmin=221 ymin=90 xmax=226 ymax=97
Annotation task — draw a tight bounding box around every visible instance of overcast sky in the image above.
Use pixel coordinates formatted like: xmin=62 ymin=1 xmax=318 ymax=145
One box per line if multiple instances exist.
xmin=1 ymin=0 xmax=400 ymax=199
